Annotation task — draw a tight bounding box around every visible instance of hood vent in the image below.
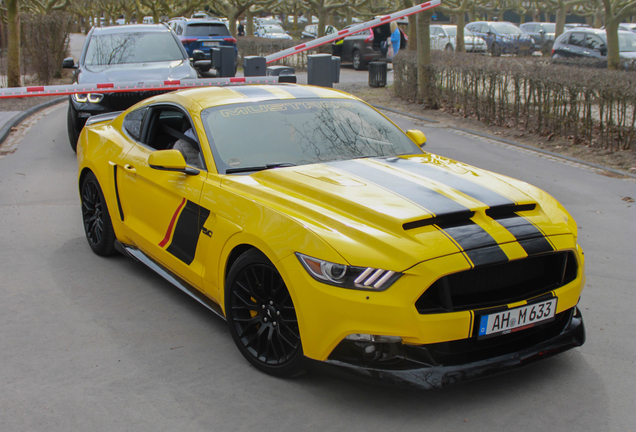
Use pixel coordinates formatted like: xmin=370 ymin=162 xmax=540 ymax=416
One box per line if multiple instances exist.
xmin=486 ymin=204 xmax=536 ymax=218
xmin=403 ymin=211 xmax=475 ymax=231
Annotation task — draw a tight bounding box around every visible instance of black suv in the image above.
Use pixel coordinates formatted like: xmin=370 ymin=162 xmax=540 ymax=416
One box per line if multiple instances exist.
xmin=519 ymin=22 xmax=556 ymax=55
xmin=62 ymin=24 xmax=200 ymax=151
xmin=332 ymin=21 xmax=407 ymax=70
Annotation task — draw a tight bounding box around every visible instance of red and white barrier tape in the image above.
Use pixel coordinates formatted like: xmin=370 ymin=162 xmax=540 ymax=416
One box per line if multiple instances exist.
xmin=265 ymin=0 xmax=441 ymax=63
xmin=0 ymin=76 xmax=279 ymax=99
xmin=0 ymin=1 xmax=441 ymax=99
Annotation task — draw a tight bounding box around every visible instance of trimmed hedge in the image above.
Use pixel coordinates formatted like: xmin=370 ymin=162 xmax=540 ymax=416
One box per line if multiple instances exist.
xmin=393 ymin=51 xmax=636 ymax=151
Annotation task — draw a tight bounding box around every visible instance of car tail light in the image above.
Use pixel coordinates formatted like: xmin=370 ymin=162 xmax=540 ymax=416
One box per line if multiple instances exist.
xmin=181 ymin=38 xmax=197 ymax=44
xmin=224 ymin=37 xmax=237 ymax=43
xmin=551 ymin=48 xmax=555 ymax=55
xmin=365 ymin=31 xmax=373 ymax=42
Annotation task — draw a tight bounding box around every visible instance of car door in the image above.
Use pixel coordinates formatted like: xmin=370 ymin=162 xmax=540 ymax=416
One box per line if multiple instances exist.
xmin=585 ymin=34 xmax=606 ymax=59
xmin=117 ymin=104 xmax=210 ymax=287
xmin=566 ymin=32 xmax=586 ymax=57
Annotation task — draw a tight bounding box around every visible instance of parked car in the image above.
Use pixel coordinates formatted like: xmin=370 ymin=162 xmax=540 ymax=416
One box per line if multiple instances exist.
xmin=563 ymin=23 xmax=590 ymax=31
xmin=429 ymin=25 xmax=487 ymax=53
xmin=62 ymin=24 xmax=200 ymax=152
xmin=76 ymin=83 xmax=586 ymax=388
xmin=552 ymin=27 xmax=636 ymax=67
xmin=601 ymin=23 xmax=636 ymax=33
xmin=255 ymin=24 xmax=292 ymax=40
xmin=332 ymin=20 xmax=408 ymax=70
xmin=519 ymin=22 xmax=556 ymax=55
xmin=301 ymin=24 xmax=337 ymax=39
xmin=465 ymin=21 xmax=534 ymax=56
xmin=168 ymin=17 xmax=237 ymax=63
xmin=142 ymin=16 xmax=154 ymax=24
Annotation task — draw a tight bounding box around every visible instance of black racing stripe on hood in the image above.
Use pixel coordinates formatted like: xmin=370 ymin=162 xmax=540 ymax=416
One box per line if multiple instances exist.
xmin=328 ymin=160 xmax=467 ymax=217
xmin=231 ymin=86 xmax=278 ymax=99
xmin=491 ymin=214 xmax=554 ymax=255
xmin=380 ymin=158 xmax=517 ymax=208
xmin=329 ymin=160 xmax=508 ymax=267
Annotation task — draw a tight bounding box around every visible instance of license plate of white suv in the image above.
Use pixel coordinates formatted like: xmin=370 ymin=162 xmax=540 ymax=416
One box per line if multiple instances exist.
xmin=478 ymin=298 xmax=557 ymax=339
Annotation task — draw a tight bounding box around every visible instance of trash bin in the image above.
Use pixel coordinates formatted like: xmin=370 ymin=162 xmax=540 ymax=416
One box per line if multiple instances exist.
xmin=368 ymin=62 xmax=387 ymax=88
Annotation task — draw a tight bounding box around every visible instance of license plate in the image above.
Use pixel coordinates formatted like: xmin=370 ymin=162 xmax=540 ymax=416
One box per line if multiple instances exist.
xmin=478 ymin=298 xmax=557 ymax=339
xmin=203 ymin=41 xmax=220 ymax=47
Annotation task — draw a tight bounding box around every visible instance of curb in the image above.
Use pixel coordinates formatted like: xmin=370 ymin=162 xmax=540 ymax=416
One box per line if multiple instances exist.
xmin=374 ymin=105 xmax=636 ymax=180
xmin=0 ymin=97 xmax=67 ymax=147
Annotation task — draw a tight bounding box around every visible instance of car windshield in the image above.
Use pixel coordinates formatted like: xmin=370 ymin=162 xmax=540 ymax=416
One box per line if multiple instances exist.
xmin=618 ymin=32 xmax=636 ymax=52
xmin=84 ymin=32 xmax=184 ymax=65
xmin=185 ymin=23 xmax=231 ymax=37
xmin=491 ymin=23 xmax=524 ymax=35
xmin=265 ymin=26 xmax=285 ymax=34
xmin=201 ymin=98 xmax=422 ymax=174
xmin=542 ymin=23 xmax=556 ymax=33
xmin=445 ymin=27 xmax=457 ymax=36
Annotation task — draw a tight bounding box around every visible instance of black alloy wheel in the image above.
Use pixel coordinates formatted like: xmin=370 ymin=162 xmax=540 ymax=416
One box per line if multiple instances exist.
xmin=67 ymin=104 xmax=81 ymax=153
xmin=81 ymin=172 xmax=116 ymax=256
xmin=226 ymin=249 xmax=304 ymax=377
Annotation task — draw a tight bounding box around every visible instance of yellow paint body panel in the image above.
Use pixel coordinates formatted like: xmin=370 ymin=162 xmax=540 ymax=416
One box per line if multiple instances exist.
xmin=77 ymin=84 xmax=586 ymax=363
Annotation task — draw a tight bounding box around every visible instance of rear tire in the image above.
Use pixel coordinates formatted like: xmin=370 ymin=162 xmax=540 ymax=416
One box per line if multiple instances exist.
xmin=445 ymin=44 xmax=454 ymax=52
xmin=225 ymin=249 xmax=304 ymax=377
xmin=80 ymin=172 xmax=116 ymax=256
xmin=352 ymin=49 xmax=366 ymax=70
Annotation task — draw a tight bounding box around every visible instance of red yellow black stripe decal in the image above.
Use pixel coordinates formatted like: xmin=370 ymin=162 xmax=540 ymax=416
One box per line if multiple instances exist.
xmin=159 ymin=198 xmax=186 ymax=248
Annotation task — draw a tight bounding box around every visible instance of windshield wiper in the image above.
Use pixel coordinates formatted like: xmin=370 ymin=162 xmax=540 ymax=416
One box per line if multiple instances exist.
xmin=225 ymin=162 xmax=296 ymax=174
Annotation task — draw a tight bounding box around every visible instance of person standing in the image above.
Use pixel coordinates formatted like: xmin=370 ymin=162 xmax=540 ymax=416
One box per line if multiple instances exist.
xmin=390 ymin=21 xmax=401 ymax=53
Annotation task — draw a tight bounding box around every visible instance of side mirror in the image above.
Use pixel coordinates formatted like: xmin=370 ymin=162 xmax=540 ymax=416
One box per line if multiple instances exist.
xmin=407 ymin=129 xmax=427 ymax=147
xmin=148 ymin=150 xmax=199 ymax=175
xmin=62 ymin=57 xmax=76 ymax=69
xmin=192 ymin=50 xmax=205 ymax=61
xmin=539 ymin=29 xmax=545 ymax=34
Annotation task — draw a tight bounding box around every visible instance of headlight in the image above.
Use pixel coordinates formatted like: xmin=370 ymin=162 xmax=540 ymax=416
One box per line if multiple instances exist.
xmin=296 ymin=253 xmax=402 ymax=291
xmin=72 ymin=93 xmax=104 ymax=103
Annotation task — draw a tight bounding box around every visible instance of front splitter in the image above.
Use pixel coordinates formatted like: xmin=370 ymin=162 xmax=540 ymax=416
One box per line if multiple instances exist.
xmin=324 ymin=308 xmax=585 ymax=390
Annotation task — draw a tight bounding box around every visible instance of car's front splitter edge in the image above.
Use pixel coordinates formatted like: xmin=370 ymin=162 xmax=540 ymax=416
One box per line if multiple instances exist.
xmin=324 ymin=308 xmax=585 ymax=390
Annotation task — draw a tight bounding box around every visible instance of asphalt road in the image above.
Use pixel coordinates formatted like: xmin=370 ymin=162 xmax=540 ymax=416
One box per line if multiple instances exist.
xmin=1 ymin=101 xmax=635 ymax=429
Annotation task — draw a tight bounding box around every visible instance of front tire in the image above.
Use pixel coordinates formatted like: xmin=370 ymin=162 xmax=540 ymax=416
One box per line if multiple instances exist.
xmin=81 ymin=172 xmax=116 ymax=256
xmin=226 ymin=249 xmax=304 ymax=377
xmin=445 ymin=44 xmax=454 ymax=52
xmin=67 ymin=104 xmax=81 ymax=153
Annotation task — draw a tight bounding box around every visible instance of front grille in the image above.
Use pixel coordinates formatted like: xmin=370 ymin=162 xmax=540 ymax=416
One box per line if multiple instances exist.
xmin=104 ymin=91 xmax=169 ymax=111
xmin=415 ymin=251 xmax=578 ymax=313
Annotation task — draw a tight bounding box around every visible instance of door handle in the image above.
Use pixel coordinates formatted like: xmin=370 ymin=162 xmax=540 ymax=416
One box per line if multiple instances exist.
xmin=123 ymin=164 xmax=136 ymax=174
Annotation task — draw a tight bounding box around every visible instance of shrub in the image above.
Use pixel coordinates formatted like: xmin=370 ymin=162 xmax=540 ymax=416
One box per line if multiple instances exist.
xmin=393 ymin=51 xmax=636 ymax=151
xmin=20 ymin=13 xmax=75 ymax=85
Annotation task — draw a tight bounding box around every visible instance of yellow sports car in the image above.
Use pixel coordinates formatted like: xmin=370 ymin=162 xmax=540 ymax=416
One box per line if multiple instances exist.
xmin=77 ymin=84 xmax=585 ymax=388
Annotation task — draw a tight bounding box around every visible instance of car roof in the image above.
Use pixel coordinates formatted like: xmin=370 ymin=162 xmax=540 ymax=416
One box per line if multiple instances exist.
xmin=135 ymin=85 xmax=358 ymax=114
xmin=92 ymin=24 xmax=170 ymax=34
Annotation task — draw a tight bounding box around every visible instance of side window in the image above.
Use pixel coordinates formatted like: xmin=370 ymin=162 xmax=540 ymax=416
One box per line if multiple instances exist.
xmin=146 ymin=108 xmax=204 ymax=169
xmin=586 ymin=35 xmax=604 ymax=50
xmin=437 ymin=28 xmax=446 ymax=36
xmin=177 ymin=24 xmax=183 ymax=35
xmin=123 ymin=107 xmax=148 ymax=142
xmin=569 ymin=32 xmax=585 ymax=47
xmin=430 ymin=26 xmax=437 ymax=35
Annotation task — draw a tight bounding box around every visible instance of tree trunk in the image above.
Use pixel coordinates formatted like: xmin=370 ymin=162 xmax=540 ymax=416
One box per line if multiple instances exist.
xmin=228 ymin=9 xmax=239 ymax=38
xmin=555 ymin=5 xmax=566 ymax=38
xmin=417 ymin=10 xmax=433 ymax=105
xmin=456 ymin=12 xmax=465 ymax=53
xmin=246 ymin=9 xmax=254 ymax=36
xmin=604 ymin=21 xmax=621 ymax=70
xmin=7 ymin=0 xmax=20 ymax=88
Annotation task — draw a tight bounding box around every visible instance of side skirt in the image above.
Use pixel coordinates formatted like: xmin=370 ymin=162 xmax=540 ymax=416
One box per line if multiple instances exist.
xmin=115 ymin=241 xmax=226 ymax=321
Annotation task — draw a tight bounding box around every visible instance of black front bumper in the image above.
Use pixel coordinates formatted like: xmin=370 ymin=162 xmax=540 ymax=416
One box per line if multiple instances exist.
xmin=325 ymin=307 xmax=585 ymax=389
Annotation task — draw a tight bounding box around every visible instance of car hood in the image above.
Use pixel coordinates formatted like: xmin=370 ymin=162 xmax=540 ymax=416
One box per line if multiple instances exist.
xmin=620 ymin=51 xmax=636 ymax=60
xmin=222 ymin=155 xmax=575 ymax=271
xmin=464 ymin=36 xmax=486 ymax=44
xmin=79 ymin=60 xmax=197 ymax=83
